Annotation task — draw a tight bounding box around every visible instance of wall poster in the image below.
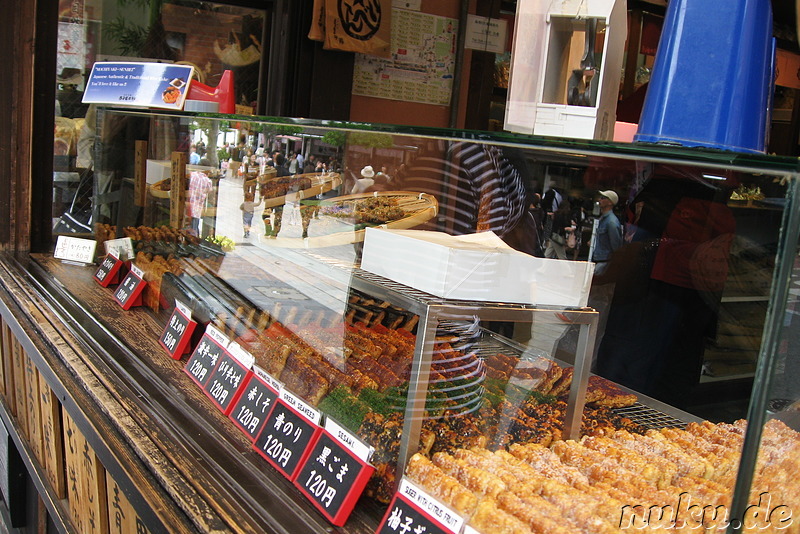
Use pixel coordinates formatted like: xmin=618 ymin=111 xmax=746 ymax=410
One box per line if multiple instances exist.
xmin=352 ymin=9 xmax=458 ymax=107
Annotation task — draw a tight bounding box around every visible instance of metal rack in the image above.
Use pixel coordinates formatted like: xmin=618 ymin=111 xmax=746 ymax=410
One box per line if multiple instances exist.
xmin=336 ymin=263 xmax=599 ymax=476
xmin=303 ymin=254 xmax=702 ymax=474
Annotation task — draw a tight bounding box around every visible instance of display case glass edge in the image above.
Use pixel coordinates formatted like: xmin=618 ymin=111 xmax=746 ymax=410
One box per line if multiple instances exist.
xmin=728 ymin=176 xmax=800 ymax=527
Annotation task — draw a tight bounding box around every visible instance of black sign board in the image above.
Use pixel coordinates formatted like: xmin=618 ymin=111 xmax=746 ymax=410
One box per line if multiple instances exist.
xmin=229 ymin=370 xmax=280 ymax=441
xmin=294 ymin=428 xmax=375 ymax=526
xmin=184 ymin=328 xmax=228 ymax=388
xmin=253 ymin=393 xmax=320 ymax=481
xmin=376 ymin=479 xmax=463 ymax=534
xmin=0 ymin=421 xmax=26 ymax=527
xmin=202 ymin=351 xmax=251 ymax=416
xmin=159 ymin=305 xmax=197 ymax=359
xmin=93 ymin=254 xmax=123 ymax=287
xmin=113 ymin=264 xmax=146 ymax=310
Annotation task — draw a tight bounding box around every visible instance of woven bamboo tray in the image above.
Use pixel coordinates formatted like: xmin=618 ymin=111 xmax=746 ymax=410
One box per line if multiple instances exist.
xmin=263 ymin=190 xmax=438 ymax=248
xmin=260 ymin=172 xmax=342 ymax=208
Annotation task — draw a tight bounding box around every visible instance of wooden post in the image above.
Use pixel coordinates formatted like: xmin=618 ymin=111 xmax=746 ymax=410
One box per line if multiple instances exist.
xmin=170 ymin=152 xmax=187 ymax=230
xmin=134 ymin=141 xmax=148 ymax=207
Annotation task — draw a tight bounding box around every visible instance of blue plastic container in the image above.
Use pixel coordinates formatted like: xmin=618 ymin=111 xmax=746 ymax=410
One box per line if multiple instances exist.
xmin=634 ymin=0 xmax=775 ymax=153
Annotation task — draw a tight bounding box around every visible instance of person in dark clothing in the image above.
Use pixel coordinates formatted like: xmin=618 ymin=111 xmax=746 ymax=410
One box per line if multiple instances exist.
xmin=594 ymin=169 xmax=736 ymax=409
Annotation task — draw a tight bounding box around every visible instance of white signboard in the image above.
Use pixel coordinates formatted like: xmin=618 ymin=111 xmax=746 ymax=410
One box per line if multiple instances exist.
xmin=54 ymin=236 xmax=97 ymax=264
xmin=465 ymin=15 xmax=508 ymax=53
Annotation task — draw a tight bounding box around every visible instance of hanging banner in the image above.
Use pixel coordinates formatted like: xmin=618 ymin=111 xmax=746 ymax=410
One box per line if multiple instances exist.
xmin=776 ymin=49 xmax=800 ymax=90
xmin=324 ymin=0 xmax=391 ymax=58
xmin=309 ymin=0 xmax=325 ymax=41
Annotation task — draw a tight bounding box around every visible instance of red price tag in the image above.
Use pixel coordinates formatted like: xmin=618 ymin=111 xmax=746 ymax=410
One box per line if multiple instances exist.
xmin=294 ymin=420 xmax=374 ymax=526
xmin=94 ymin=254 xmax=123 ymax=287
xmin=113 ymin=265 xmax=146 ymax=310
xmin=376 ymin=479 xmax=464 ymax=534
xmin=253 ymin=390 xmax=321 ymax=481
xmin=159 ymin=305 xmax=197 ymax=359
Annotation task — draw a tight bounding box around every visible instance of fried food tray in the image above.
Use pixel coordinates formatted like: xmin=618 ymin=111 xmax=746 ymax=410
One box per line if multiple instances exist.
xmin=477 ymin=331 xmax=700 ymax=431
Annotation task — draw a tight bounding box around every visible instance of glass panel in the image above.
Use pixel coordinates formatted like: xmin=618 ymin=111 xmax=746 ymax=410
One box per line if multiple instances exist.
xmin=53 ymin=0 xmax=266 ymax=234
xmin=39 ymin=105 xmax=800 ymax=524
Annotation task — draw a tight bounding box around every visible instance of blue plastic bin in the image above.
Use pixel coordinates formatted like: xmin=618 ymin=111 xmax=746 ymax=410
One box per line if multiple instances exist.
xmin=634 ymin=0 xmax=775 ymax=153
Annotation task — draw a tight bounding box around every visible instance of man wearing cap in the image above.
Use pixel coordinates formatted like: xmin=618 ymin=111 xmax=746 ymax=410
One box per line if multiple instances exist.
xmin=592 ymin=190 xmax=623 ymax=275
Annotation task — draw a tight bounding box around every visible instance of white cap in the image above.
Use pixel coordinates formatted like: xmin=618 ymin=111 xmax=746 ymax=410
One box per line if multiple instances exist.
xmin=599 ymin=190 xmax=619 ymax=206
xmin=361 ymin=166 xmax=375 ymax=178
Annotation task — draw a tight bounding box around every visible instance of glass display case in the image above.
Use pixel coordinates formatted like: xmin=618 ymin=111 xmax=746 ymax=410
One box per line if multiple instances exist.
xmin=5 ymin=105 xmax=800 ymax=532
xmin=0 ymin=107 xmax=800 ymax=532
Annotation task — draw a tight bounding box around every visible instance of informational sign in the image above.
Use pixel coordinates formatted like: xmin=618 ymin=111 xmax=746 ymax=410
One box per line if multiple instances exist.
xmin=201 ymin=341 xmax=253 ymax=416
xmin=104 ymin=237 xmax=135 ymax=261
xmin=465 ymin=15 xmax=507 ymax=54
xmin=376 ymin=478 xmax=464 ymax=534
xmin=159 ymin=300 xmax=197 ymax=359
xmin=54 ymin=235 xmax=97 ymax=264
xmin=94 ymin=253 xmax=123 ymax=287
xmin=184 ymin=324 xmax=229 ymax=388
xmin=113 ymin=263 xmax=146 ymax=310
xmin=82 ymin=62 xmax=193 ymax=110
xmin=253 ymin=389 xmax=321 ymax=481
xmin=352 ymin=9 xmax=458 ymax=106
xmin=294 ymin=417 xmax=375 ymax=526
xmin=229 ymin=367 xmax=280 ymax=441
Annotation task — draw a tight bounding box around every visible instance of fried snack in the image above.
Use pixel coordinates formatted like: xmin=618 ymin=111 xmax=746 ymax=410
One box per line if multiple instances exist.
xmin=494 ymin=491 xmax=576 ymax=534
xmin=585 ymin=376 xmax=638 ymax=407
xmin=406 ymin=453 xmax=478 ymax=517
xmin=580 ymin=435 xmax=671 ymax=488
xmin=468 ymin=498 xmax=533 ymax=534
xmin=432 ymin=452 xmax=506 ymax=499
xmin=612 ymin=430 xmax=715 ymax=479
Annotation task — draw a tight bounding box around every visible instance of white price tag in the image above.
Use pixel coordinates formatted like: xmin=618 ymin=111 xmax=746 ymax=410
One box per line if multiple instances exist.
xmin=175 ymin=299 xmax=192 ymax=317
xmin=54 ymin=236 xmax=97 ymax=264
xmin=204 ymin=324 xmax=230 ymax=348
xmin=281 ymin=389 xmax=322 ymax=425
xmin=227 ymin=341 xmax=255 ymax=370
xmin=254 ymin=365 xmax=282 ymax=392
xmin=323 ymin=417 xmax=374 ymax=463
xmin=104 ymin=237 xmax=135 ymax=261
xmin=130 ymin=263 xmax=145 ymax=278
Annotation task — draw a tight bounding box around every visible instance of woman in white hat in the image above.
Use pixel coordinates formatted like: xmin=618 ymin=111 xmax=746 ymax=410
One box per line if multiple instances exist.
xmin=351 ymin=165 xmax=376 ymax=194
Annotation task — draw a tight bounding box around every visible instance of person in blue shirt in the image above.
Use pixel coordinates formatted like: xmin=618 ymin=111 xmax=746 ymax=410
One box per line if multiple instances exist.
xmin=189 ymin=144 xmax=201 ymax=165
xmin=591 ymin=190 xmax=623 ymax=275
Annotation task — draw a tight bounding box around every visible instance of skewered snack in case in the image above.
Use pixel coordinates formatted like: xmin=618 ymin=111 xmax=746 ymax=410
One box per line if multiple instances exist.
xmin=404 ymin=418 xmax=800 ymax=534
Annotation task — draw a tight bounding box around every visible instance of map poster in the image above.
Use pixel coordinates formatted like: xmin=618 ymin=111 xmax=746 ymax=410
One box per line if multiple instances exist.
xmin=352 ymin=9 xmax=458 ymax=107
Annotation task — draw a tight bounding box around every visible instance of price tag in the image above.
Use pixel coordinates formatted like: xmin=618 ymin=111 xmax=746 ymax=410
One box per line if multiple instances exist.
xmin=103 ymin=237 xmax=135 ymax=261
xmin=376 ymin=479 xmax=464 ymax=534
xmin=228 ymin=366 xmax=280 ymax=441
xmin=113 ymin=263 xmax=146 ymax=310
xmin=294 ymin=417 xmax=375 ymax=526
xmin=253 ymin=389 xmax=321 ymax=481
xmin=184 ymin=325 xmax=229 ymax=388
xmin=159 ymin=300 xmax=197 ymax=359
xmin=54 ymin=236 xmax=97 ymax=264
xmin=201 ymin=342 xmax=253 ymax=416
xmin=94 ymin=253 xmax=123 ymax=287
